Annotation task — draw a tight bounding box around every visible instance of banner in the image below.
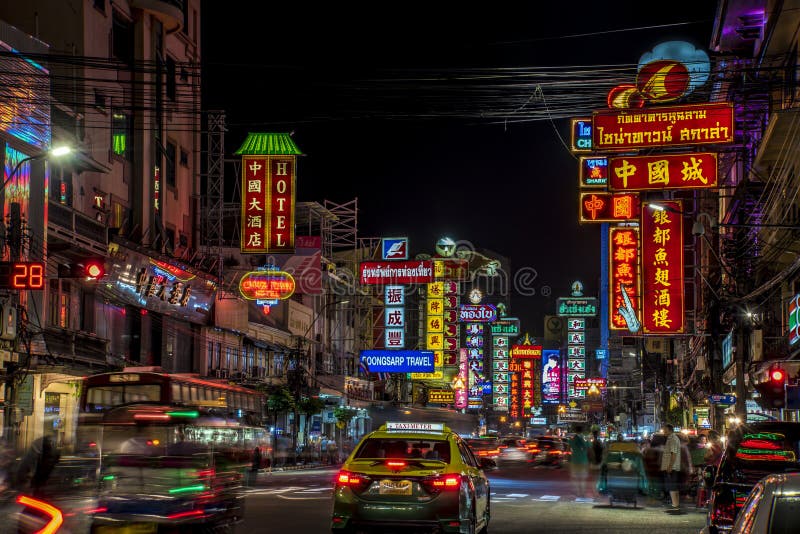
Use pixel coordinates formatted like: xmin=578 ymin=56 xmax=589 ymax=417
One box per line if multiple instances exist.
xmin=641 ymin=201 xmax=685 ymax=334
xmin=609 ymin=153 xmax=718 ymax=191
xmin=593 ymin=102 xmax=734 ymax=150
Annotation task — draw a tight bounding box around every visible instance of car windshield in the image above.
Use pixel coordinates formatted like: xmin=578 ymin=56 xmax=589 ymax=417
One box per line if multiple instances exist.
xmin=354 ymin=438 xmax=451 ymax=463
xmin=769 ymin=495 xmax=800 ymax=533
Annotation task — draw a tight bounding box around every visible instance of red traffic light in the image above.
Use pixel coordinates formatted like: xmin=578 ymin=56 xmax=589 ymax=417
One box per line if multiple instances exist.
xmin=770 ymin=368 xmax=787 ymax=383
xmin=83 ymin=260 xmax=105 ymax=279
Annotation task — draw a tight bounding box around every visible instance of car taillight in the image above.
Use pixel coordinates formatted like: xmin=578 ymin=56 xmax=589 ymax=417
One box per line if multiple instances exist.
xmin=336 ymin=470 xmax=369 ymax=491
xmin=17 ymin=495 xmax=64 ymax=534
xmin=423 ymin=474 xmax=461 ymax=494
xmin=386 ymin=460 xmax=406 ymax=469
xmin=710 ymin=492 xmax=736 ymax=528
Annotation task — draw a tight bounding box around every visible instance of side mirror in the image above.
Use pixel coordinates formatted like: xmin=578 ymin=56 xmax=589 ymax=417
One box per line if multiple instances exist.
xmin=479 ymin=458 xmax=497 ymax=470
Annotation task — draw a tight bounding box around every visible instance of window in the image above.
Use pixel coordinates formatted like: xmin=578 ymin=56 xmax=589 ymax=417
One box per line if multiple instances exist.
xmin=112 ymin=111 xmax=132 ymax=160
xmin=215 ymin=342 xmax=221 ymax=368
xmin=165 ymin=141 xmax=176 ymax=187
xmin=180 ymin=149 xmax=189 ymax=167
xmin=112 ymin=12 xmax=134 ymax=66
xmin=770 ymin=495 xmax=800 ymax=533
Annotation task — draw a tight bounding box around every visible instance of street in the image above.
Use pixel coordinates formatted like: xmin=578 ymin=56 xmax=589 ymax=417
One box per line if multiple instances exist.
xmin=240 ymin=463 xmax=706 ymax=533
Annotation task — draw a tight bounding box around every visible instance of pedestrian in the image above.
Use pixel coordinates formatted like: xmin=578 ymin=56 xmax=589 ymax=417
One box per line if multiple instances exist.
xmin=590 ymin=429 xmax=604 ymax=468
xmin=252 ymin=446 xmax=262 ymax=472
xmin=568 ymin=425 xmax=590 ymax=498
xmin=704 ymin=430 xmax=723 ymax=467
xmin=660 ymin=424 xmax=683 ymax=513
xmin=16 ymin=436 xmax=60 ymax=497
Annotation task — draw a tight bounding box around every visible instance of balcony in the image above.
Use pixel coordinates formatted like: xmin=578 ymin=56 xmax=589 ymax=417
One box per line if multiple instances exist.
xmin=48 ymin=201 xmax=107 ymax=256
xmin=129 ymin=0 xmax=183 ymax=32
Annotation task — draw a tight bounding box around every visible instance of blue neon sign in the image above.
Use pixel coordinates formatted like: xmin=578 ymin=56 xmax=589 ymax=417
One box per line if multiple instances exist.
xmin=360 ymin=350 xmax=434 ymax=373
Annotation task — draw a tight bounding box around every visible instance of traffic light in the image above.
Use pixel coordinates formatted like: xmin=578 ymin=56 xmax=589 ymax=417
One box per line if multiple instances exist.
xmin=58 ymin=258 xmax=106 ymax=279
xmin=755 ymin=365 xmax=787 ymax=409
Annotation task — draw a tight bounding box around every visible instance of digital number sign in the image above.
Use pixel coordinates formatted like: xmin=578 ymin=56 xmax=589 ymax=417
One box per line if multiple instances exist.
xmin=0 ymin=262 xmax=45 ymax=290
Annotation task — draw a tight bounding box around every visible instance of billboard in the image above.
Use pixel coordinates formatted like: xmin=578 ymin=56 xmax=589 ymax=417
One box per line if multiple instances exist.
xmin=360 ymin=261 xmax=434 ymax=285
xmin=240 ymin=155 xmax=296 ymax=253
xmin=542 ymin=350 xmax=561 ymax=404
xmin=593 ymin=102 xmax=734 ymax=150
xmin=641 ymin=201 xmax=685 ymax=334
xmin=360 ymin=350 xmax=435 ymax=373
xmin=580 ymin=192 xmax=641 ymax=223
xmin=609 ymin=153 xmax=718 ymax=191
xmin=609 ymin=227 xmax=641 ymax=331
xmin=381 ymin=237 xmax=409 ymax=260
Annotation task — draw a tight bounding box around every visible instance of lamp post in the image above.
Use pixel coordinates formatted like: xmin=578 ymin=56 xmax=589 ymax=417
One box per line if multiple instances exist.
xmin=2 ymin=145 xmax=72 ymax=443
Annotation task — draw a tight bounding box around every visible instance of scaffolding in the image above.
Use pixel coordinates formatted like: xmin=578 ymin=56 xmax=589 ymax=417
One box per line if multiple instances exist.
xmin=202 ymin=111 xmax=226 ymax=288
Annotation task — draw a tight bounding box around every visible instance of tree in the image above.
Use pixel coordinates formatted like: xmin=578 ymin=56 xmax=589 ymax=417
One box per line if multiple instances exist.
xmin=333 ymin=406 xmax=359 ymax=457
xmin=297 ymin=396 xmax=326 ymax=459
xmin=263 ymin=386 xmax=295 ymax=467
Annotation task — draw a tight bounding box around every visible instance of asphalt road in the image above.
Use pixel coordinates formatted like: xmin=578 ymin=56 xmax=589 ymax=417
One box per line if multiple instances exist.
xmin=239 ymin=461 xmax=707 ymax=533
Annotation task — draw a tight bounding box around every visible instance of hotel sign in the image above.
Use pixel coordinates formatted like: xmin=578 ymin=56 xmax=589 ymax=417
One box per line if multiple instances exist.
xmin=609 ymin=153 xmax=718 ymax=191
xmin=241 ymin=155 xmax=296 ymax=254
xmin=593 ymin=102 xmax=734 ymax=150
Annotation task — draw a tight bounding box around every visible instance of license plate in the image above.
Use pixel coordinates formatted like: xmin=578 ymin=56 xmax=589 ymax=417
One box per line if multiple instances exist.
xmin=93 ymin=524 xmax=158 ymax=534
xmin=379 ymin=479 xmax=412 ymax=495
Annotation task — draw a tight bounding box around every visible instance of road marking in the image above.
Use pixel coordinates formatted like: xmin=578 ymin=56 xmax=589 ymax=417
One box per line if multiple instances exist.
xmin=536 ymin=495 xmax=561 ymax=501
xmin=505 ymin=493 xmax=529 ymax=498
xmin=575 ymin=497 xmax=595 ymax=503
xmin=297 ymin=487 xmax=332 ymax=493
xmin=246 ymin=486 xmax=304 ymax=495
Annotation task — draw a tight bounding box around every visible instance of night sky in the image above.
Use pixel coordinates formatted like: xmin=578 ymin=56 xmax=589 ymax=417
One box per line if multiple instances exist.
xmin=201 ymin=2 xmax=718 ymax=333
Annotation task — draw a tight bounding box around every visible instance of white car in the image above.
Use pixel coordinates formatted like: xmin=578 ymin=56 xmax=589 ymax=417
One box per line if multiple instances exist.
xmin=729 ymin=472 xmax=800 ymax=533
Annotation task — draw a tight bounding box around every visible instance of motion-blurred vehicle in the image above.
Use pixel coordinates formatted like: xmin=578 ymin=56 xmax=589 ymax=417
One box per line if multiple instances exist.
xmin=729 ymin=472 xmax=800 ymax=533
xmin=704 ymin=421 xmax=800 ymax=534
xmin=331 ymin=422 xmax=493 ymax=533
xmin=465 ymin=437 xmax=501 ymax=460
xmin=526 ymin=436 xmax=570 ymax=467
xmin=596 ymin=441 xmax=648 ymax=507
xmin=497 ymin=436 xmax=529 ymax=463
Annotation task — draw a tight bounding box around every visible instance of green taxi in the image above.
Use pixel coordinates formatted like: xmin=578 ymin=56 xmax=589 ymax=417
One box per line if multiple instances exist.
xmin=331 ymin=422 xmax=493 ymax=533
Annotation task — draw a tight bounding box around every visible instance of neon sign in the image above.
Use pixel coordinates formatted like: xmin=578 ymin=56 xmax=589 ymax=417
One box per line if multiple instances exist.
xmin=580 ymin=192 xmax=641 ymax=223
xmin=570 ymin=118 xmax=592 ymax=152
xmin=609 ymin=227 xmax=640 ymax=331
xmin=609 ymin=153 xmax=718 ymax=191
xmin=579 ymin=157 xmax=608 ymax=188
xmin=238 ymin=270 xmax=296 ymax=300
xmin=641 ymin=201 xmax=684 ymax=334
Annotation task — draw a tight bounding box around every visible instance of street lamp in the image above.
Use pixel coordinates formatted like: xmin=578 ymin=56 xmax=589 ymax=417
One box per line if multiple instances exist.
xmin=3 ymin=145 xmax=73 ymax=194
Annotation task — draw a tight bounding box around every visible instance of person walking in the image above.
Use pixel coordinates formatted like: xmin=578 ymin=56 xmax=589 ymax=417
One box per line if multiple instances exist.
xmin=568 ymin=425 xmax=590 ymax=499
xmin=661 ymin=424 xmax=683 ymax=513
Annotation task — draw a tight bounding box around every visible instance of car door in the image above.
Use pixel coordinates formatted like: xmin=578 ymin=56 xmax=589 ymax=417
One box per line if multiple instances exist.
xmin=457 ymin=438 xmax=488 ymax=519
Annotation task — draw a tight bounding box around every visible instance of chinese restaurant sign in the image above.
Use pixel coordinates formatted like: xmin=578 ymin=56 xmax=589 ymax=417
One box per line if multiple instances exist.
xmin=609 ymin=227 xmax=640 ymax=331
xmin=641 ymin=201 xmax=685 ymax=334
xmin=579 ymin=157 xmax=608 ymax=188
xmin=593 ymin=102 xmax=734 ymax=150
xmin=580 ymin=192 xmax=641 ymax=223
xmin=609 ymin=153 xmax=718 ymax=191
xmin=360 ymin=261 xmax=435 ymax=285
xmin=240 ymin=155 xmax=296 ymax=253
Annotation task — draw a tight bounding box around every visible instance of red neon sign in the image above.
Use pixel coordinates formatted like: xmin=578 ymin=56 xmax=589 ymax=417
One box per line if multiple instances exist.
xmin=608 ymin=153 xmax=718 ymax=191
xmin=238 ymin=270 xmax=296 ymax=300
xmin=241 ymin=156 xmax=296 ymax=254
xmin=641 ymin=201 xmax=685 ymax=334
xmin=593 ymin=102 xmax=734 ymax=150
xmin=0 ymin=262 xmax=45 ymax=290
xmin=580 ymin=192 xmax=641 ymax=223
xmin=609 ymin=227 xmax=640 ymax=331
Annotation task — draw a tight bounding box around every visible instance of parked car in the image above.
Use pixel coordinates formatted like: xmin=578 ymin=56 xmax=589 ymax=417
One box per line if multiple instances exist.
xmin=704 ymin=421 xmax=800 ymax=533
xmin=527 ymin=436 xmax=570 ymax=467
xmin=729 ymin=471 xmax=800 ymax=533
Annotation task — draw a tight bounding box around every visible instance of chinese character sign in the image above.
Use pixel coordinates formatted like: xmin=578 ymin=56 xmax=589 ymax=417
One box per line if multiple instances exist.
xmin=641 ymin=201 xmax=684 ymax=334
xmin=593 ymin=103 xmax=734 ymax=150
xmin=384 ymin=285 xmax=406 ymax=349
xmin=609 ymin=153 xmax=718 ymax=191
xmin=609 ymin=227 xmax=641 ymax=331
xmin=455 ymin=348 xmax=468 ymax=409
xmin=580 ymin=192 xmax=641 ymax=223
xmin=240 ymin=155 xmax=296 ymax=253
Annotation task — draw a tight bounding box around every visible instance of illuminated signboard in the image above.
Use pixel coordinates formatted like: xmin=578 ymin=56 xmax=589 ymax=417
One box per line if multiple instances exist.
xmin=571 ymin=118 xmax=593 ymax=152
xmin=360 ymin=350 xmax=434 ymax=373
xmin=0 ymin=262 xmax=45 ymax=290
xmin=434 ymin=259 xmax=469 ymax=281
xmin=239 ymin=270 xmax=296 ymax=300
xmin=106 ymin=246 xmax=217 ymax=324
xmin=428 ymin=389 xmax=455 ymax=404
xmin=385 ymin=284 xmax=405 ymax=349
xmin=609 ymin=152 xmax=718 ymax=191
xmin=557 ymin=298 xmax=598 ymax=317
xmin=511 ymin=345 xmax=542 ymax=359
xmin=580 ymin=192 xmax=641 ymax=223
xmin=455 ymin=348 xmax=468 ymax=409
xmin=641 ymin=201 xmax=685 ymax=334
xmin=240 ymin=155 xmax=296 ymax=254
xmin=542 ymin=349 xmax=561 ymax=404
xmin=360 ymin=261 xmax=434 ymax=285
xmin=381 ymin=237 xmax=408 ymax=260
xmin=574 ymin=377 xmax=607 ymax=391
xmin=579 ymin=157 xmax=608 ymax=188
xmin=609 ymin=227 xmax=641 ymax=331
xmin=593 ymin=102 xmax=734 ymax=150
xmin=509 ymin=365 xmax=521 ymax=418
xmin=789 ymin=294 xmax=800 ymax=346
xmin=458 ymin=304 xmax=497 ymax=323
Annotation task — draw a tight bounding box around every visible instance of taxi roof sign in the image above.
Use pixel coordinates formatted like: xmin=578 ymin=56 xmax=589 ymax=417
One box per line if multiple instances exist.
xmin=384 ymin=422 xmax=447 ymax=433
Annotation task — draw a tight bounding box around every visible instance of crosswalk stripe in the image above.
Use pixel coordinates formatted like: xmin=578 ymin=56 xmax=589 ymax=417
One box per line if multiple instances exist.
xmin=505 ymin=493 xmax=529 ymax=498
xmin=536 ymin=495 xmax=561 ymax=501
